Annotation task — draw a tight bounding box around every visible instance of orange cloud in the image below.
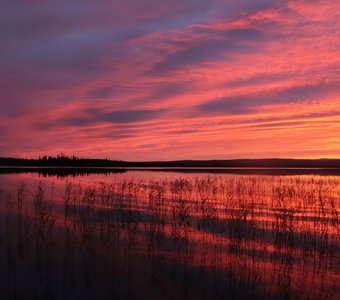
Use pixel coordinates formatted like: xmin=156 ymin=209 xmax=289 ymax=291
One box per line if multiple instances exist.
xmin=1 ymin=0 xmax=339 ymax=160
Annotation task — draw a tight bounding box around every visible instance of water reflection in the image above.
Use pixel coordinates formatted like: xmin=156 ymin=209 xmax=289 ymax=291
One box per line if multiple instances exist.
xmin=1 ymin=166 xmax=340 ymax=178
xmin=0 ymin=172 xmax=339 ymax=299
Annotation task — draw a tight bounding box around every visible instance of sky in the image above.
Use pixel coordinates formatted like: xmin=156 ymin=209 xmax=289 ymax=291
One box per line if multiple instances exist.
xmin=1 ymin=0 xmax=339 ymax=161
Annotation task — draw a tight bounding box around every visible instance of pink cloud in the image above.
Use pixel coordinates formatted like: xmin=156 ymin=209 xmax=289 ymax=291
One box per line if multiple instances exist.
xmin=0 ymin=0 xmax=339 ymax=160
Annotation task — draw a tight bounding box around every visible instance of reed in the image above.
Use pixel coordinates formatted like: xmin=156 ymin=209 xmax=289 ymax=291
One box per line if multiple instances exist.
xmin=0 ymin=175 xmax=338 ymax=299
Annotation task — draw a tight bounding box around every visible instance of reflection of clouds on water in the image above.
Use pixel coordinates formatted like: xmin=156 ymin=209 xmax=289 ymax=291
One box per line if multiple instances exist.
xmin=0 ymin=173 xmax=339 ymax=299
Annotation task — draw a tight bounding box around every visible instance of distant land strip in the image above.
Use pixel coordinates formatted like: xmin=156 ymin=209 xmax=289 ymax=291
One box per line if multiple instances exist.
xmin=1 ymin=156 xmax=340 ymax=168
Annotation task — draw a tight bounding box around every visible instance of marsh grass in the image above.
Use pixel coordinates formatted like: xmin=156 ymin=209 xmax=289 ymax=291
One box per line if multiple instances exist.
xmin=0 ymin=175 xmax=339 ymax=299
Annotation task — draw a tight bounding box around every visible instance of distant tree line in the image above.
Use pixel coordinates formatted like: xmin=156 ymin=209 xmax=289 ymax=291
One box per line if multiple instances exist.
xmin=0 ymin=155 xmax=340 ymax=168
xmin=0 ymin=154 xmax=126 ymax=167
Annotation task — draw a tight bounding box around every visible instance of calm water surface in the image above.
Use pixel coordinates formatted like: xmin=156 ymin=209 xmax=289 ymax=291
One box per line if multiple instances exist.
xmin=0 ymin=169 xmax=339 ymax=299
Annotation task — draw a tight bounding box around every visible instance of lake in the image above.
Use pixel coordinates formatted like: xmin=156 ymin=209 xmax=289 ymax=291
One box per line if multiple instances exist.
xmin=0 ymin=168 xmax=339 ymax=299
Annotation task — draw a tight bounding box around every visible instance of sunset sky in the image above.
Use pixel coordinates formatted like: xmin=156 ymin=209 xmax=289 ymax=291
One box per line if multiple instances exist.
xmin=1 ymin=0 xmax=339 ymax=160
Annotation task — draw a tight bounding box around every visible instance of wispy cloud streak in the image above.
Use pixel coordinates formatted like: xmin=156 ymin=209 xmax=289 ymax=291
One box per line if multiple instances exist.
xmin=0 ymin=0 xmax=339 ymax=159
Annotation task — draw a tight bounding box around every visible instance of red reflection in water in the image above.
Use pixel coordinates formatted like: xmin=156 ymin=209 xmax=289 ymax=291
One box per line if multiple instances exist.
xmin=0 ymin=172 xmax=339 ymax=299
